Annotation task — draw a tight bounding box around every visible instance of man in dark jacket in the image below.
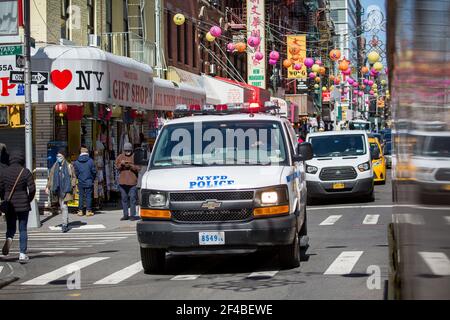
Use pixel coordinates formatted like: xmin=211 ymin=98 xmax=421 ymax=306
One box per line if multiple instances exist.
xmin=73 ymin=147 xmax=96 ymax=217
xmin=0 ymin=143 xmax=9 ymax=172
xmin=0 ymin=150 xmax=36 ymax=263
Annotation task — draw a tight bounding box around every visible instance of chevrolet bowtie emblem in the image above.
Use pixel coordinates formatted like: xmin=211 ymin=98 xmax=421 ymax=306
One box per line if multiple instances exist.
xmin=201 ymin=200 xmax=222 ymax=210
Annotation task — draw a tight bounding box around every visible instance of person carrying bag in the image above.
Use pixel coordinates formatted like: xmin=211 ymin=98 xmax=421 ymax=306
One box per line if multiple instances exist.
xmin=0 ymin=150 xmax=36 ymax=263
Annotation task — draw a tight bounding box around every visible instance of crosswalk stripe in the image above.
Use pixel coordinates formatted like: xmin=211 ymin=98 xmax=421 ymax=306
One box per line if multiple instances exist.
xmin=247 ymin=271 xmax=279 ymax=279
xmin=27 ymin=247 xmax=81 ymax=251
xmin=26 ymin=237 xmax=128 ymax=241
xmin=49 ymin=224 xmax=106 ymax=231
xmin=170 ymin=275 xmax=201 ymax=280
xmin=324 ymin=251 xmax=364 ymax=275
xmin=319 ymin=215 xmax=342 ymax=226
xmin=0 ymin=266 xmax=3 ymax=274
xmin=418 ymin=252 xmax=450 ymax=276
xmin=363 ymin=214 xmax=380 ymax=224
xmin=22 ymin=257 xmax=109 ymax=285
xmin=94 ymin=262 xmax=143 ymax=285
xmin=28 ymin=232 xmax=136 ymax=235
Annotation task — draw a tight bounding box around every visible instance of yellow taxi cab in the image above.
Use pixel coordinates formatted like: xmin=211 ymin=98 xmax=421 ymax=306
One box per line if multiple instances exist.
xmin=369 ymin=137 xmax=386 ymax=184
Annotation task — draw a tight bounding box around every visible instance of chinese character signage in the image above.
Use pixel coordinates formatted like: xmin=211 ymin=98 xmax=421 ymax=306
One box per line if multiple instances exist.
xmin=287 ymin=35 xmax=307 ymax=80
xmin=247 ymin=0 xmax=265 ymax=89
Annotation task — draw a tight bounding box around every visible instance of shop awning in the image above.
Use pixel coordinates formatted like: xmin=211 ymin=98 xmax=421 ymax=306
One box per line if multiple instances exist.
xmin=153 ymin=77 xmax=206 ymax=111
xmin=24 ymin=45 xmax=153 ymax=109
xmin=214 ymin=77 xmax=271 ymax=106
xmin=201 ymin=75 xmax=249 ymax=105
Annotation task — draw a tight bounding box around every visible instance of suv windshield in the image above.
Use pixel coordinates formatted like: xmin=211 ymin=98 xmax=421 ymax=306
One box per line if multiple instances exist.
xmin=150 ymin=120 xmax=288 ymax=168
xmin=309 ymin=134 xmax=366 ymax=157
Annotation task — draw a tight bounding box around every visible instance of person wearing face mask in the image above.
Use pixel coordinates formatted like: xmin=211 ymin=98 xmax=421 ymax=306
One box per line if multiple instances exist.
xmin=115 ymin=143 xmax=140 ymax=221
xmin=46 ymin=149 xmax=76 ymax=233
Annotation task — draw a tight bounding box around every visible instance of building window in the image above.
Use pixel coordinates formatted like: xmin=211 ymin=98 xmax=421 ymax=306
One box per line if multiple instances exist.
xmin=167 ymin=13 xmax=172 ymax=60
xmin=61 ymin=0 xmax=70 ymax=40
xmin=106 ymin=0 xmax=112 ymax=33
xmin=184 ymin=24 xmax=189 ymax=65
xmin=87 ymin=0 xmax=95 ymax=35
xmin=192 ymin=25 xmax=197 ymax=68
xmin=177 ymin=23 xmax=182 ymax=63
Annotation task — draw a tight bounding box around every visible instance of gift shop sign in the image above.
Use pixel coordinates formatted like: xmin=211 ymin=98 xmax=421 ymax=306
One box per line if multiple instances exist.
xmin=109 ymin=63 xmax=153 ymax=109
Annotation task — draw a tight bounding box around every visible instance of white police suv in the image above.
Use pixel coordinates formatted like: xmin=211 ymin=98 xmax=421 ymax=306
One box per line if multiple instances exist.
xmin=136 ymin=105 xmax=313 ymax=273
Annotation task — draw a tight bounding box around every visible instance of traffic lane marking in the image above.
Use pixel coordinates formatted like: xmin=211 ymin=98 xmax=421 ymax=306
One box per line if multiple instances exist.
xmin=170 ymin=274 xmax=201 ymax=281
xmin=94 ymin=262 xmax=143 ymax=285
xmin=324 ymin=251 xmax=364 ymax=275
xmin=49 ymin=224 xmax=106 ymax=231
xmin=363 ymin=214 xmax=380 ymax=225
xmin=418 ymin=252 xmax=450 ymax=276
xmin=246 ymin=271 xmax=279 ymax=279
xmin=21 ymin=257 xmax=110 ymax=285
xmin=319 ymin=215 xmax=342 ymax=225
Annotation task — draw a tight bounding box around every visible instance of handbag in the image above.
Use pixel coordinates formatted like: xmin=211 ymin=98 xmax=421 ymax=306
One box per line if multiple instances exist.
xmin=0 ymin=168 xmax=24 ymax=216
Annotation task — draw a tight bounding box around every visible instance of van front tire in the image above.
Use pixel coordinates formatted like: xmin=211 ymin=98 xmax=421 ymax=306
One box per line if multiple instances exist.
xmin=279 ymin=233 xmax=300 ymax=269
xmin=140 ymin=247 xmax=166 ymax=274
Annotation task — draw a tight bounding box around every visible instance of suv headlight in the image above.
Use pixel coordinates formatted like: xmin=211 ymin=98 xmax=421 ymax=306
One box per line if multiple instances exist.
xmin=306 ymin=164 xmax=318 ymax=174
xmin=358 ymin=161 xmax=371 ymax=172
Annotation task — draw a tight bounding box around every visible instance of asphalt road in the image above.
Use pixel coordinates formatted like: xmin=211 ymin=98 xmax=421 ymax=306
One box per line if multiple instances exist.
xmin=0 ymin=174 xmax=393 ymax=300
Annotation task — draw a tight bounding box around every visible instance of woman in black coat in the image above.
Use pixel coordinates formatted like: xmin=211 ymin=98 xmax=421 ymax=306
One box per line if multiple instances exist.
xmin=0 ymin=150 xmax=36 ymax=263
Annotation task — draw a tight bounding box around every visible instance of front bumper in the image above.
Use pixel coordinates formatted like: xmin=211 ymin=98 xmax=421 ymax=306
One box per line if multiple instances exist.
xmin=137 ymin=214 xmax=297 ymax=252
xmin=307 ymin=177 xmax=374 ymax=198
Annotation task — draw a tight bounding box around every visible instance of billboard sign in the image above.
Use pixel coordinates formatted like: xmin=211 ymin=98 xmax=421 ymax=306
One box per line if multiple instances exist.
xmin=287 ymin=35 xmax=307 ymax=80
xmin=247 ymin=0 xmax=266 ymax=89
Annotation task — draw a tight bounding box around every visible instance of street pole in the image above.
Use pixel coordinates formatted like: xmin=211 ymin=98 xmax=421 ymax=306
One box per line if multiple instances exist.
xmin=24 ymin=0 xmax=40 ymax=228
xmin=155 ymin=0 xmax=162 ymax=78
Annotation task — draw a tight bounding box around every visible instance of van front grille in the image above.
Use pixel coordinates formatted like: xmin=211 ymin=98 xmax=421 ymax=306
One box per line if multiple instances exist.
xmin=319 ymin=166 xmax=357 ymax=181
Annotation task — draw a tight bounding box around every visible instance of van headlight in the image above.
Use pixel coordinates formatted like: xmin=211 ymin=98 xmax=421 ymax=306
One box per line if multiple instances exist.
xmin=306 ymin=164 xmax=318 ymax=174
xmin=255 ymin=185 xmax=289 ymax=207
xmin=141 ymin=190 xmax=169 ymax=208
xmin=358 ymin=161 xmax=371 ymax=172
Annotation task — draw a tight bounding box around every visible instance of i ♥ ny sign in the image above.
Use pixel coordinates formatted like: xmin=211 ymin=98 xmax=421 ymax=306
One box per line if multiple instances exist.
xmin=50 ymin=69 xmax=104 ymax=91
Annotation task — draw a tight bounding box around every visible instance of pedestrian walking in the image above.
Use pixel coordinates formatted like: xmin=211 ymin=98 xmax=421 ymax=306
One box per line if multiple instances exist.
xmin=45 ymin=149 xmax=76 ymax=233
xmin=73 ymin=147 xmax=96 ymax=217
xmin=0 ymin=150 xmax=36 ymax=263
xmin=0 ymin=143 xmax=9 ymax=171
xmin=116 ymin=143 xmax=140 ymax=221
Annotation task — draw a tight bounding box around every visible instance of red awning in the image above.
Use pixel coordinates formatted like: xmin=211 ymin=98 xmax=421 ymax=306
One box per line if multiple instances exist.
xmin=214 ymin=77 xmax=271 ymax=106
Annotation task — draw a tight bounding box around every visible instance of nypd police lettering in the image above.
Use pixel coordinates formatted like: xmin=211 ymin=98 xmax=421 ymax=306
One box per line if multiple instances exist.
xmin=189 ymin=176 xmax=235 ymax=189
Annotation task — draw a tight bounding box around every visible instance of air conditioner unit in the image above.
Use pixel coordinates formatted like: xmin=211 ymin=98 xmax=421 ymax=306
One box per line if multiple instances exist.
xmin=88 ymin=34 xmax=101 ymax=47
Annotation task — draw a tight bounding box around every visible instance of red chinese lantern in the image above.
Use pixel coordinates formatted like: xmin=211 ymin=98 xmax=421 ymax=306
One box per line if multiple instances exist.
xmin=339 ymin=60 xmax=349 ymax=71
xmin=329 ymin=49 xmax=341 ymax=61
xmin=55 ymin=103 xmax=68 ymax=124
xmin=235 ymin=42 xmax=247 ymax=53
xmin=283 ymin=59 xmax=292 ymax=68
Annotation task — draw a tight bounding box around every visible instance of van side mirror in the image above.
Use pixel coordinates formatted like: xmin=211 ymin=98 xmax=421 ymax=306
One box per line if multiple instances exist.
xmin=293 ymin=142 xmax=313 ymax=162
xmin=134 ymin=147 xmax=150 ymax=166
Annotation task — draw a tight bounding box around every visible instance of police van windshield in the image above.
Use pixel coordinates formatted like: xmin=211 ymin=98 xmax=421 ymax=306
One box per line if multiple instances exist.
xmin=150 ymin=120 xmax=288 ymax=168
xmin=309 ymin=134 xmax=366 ymax=157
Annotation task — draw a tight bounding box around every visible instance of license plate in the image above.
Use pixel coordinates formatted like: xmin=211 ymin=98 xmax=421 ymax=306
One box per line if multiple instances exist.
xmin=442 ymin=185 xmax=450 ymax=191
xmin=199 ymin=232 xmax=225 ymax=245
xmin=332 ymin=183 xmax=345 ymax=189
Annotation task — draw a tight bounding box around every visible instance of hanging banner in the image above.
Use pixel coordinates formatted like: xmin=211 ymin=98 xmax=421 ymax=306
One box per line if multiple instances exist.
xmin=287 ymin=35 xmax=307 ymax=80
xmin=247 ymin=0 xmax=266 ymax=89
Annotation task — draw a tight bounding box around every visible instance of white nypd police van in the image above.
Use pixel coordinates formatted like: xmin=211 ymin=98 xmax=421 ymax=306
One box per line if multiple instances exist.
xmin=136 ymin=105 xmax=313 ymax=273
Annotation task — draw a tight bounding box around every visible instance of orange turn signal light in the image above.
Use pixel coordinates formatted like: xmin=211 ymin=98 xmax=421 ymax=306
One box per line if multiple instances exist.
xmin=253 ymin=205 xmax=289 ymax=217
xmin=140 ymin=209 xmax=171 ymax=219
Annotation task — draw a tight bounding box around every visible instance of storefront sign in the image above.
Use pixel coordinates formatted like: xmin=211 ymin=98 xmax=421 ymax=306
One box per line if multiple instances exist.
xmin=287 ymin=35 xmax=307 ymax=80
xmin=109 ymin=62 xmax=153 ymax=109
xmin=247 ymin=0 xmax=266 ymax=89
xmin=322 ymin=91 xmax=330 ymax=102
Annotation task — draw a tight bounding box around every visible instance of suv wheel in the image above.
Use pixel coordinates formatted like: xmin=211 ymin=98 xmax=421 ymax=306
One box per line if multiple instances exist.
xmin=279 ymin=233 xmax=300 ymax=269
xmin=140 ymin=247 xmax=166 ymax=274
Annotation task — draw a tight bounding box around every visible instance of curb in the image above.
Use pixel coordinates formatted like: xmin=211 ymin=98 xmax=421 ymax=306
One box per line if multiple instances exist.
xmin=0 ymin=276 xmax=19 ymax=289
